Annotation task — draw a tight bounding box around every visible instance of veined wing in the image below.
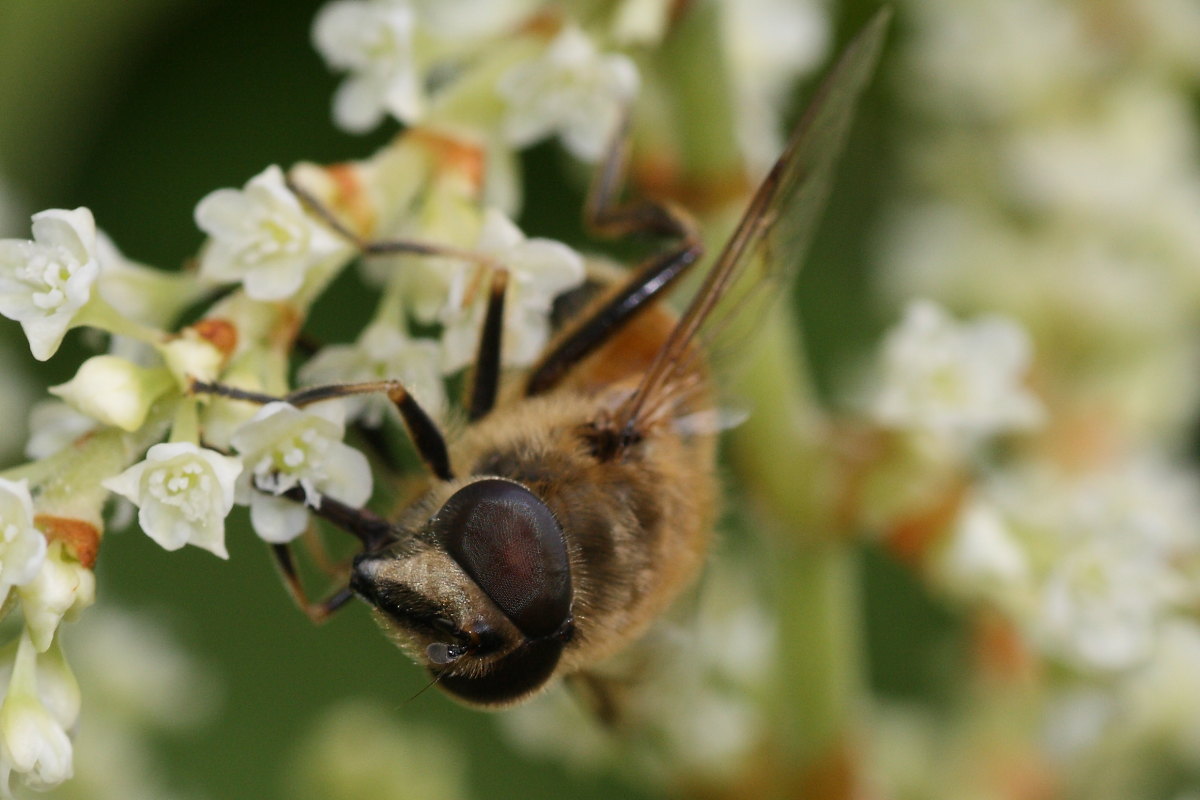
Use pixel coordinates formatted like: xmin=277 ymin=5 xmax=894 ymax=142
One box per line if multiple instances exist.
xmin=612 ymin=9 xmax=890 ymax=436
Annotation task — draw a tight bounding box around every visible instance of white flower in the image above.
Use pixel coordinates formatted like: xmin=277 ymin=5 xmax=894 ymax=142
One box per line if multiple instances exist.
xmin=24 ymin=401 xmax=96 ymax=460
xmin=195 ymin=165 xmax=349 ymax=301
xmin=30 ymin=640 xmax=79 ymax=736
xmin=1060 ymin=455 xmax=1200 ymax=558
xmin=935 ymin=496 xmax=1032 ymax=611
xmin=1005 ymin=80 xmax=1196 ymax=227
xmin=49 ymin=355 xmax=174 ymax=432
xmin=299 ymin=323 xmax=444 ymax=427
xmin=0 ymin=480 xmax=46 ymax=610
xmin=871 ymin=300 xmax=1043 ymax=445
xmin=1033 ymin=537 xmax=1171 ymax=673
xmin=230 ymin=402 xmax=372 ymax=543
xmin=498 ymin=26 xmax=640 ymax=162
xmin=0 ymin=633 xmax=74 ymax=794
xmin=102 ymin=443 xmax=243 ymax=560
xmin=0 ymin=208 xmax=100 ymax=361
xmin=440 ymin=209 xmax=585 ymax=372
xmin=313 ymin=0 xmax=423 ymax=132
xmin=18 ymin=542 xmax=96 ymax=653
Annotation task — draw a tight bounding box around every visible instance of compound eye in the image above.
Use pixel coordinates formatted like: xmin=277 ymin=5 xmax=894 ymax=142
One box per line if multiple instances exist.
xmin=433 ymin=479 xmax=571 ymax=640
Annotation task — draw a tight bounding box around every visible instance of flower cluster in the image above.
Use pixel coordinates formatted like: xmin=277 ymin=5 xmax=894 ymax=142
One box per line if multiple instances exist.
xmin=17 ymin=0 xmax=1200 ymax=798
xmin=0 ymin=479 xmax=93 ymax=796
xmin=312 ymin=0 xmax=639 ymax=161
xmin=852 ymin=0 xmax=1200 ymax=796
xmin=0 ymin=1 xmax=827 ymax=791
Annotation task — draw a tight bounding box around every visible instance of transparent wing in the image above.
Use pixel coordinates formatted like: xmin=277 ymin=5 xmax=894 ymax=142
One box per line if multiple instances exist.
xmin=613 ymin=9 xmax=890 ymax=435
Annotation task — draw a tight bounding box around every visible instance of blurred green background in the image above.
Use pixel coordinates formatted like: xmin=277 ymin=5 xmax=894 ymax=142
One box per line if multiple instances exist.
xmin=0 ymin=1 xmax=923 ymax=798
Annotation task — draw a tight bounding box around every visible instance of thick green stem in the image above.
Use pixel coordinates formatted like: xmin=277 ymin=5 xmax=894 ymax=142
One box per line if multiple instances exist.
xmin=771 ymin=540 xmax=862 ymax=769
xmin=730 ymin=306 xmax=865 ymax=791
xmin=730 ymin=307 xmax=833 ymax=531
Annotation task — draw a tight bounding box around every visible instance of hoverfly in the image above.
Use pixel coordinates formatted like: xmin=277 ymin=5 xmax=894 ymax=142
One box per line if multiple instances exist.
xmin=194 ymin=10 xmax=887 ymax=709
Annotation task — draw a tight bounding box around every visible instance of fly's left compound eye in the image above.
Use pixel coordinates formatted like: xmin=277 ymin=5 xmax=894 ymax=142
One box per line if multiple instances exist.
xmin=432 ymin=479 xmax=572 ymax=640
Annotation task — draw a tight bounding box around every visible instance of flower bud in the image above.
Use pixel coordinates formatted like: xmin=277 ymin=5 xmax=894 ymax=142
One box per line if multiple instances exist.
xmin=49 ymin=355 xmax=174 ymax=432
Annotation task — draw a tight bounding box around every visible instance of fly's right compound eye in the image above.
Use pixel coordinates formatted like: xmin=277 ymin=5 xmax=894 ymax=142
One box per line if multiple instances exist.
xmin=431 ymin=479 xmax=572 ymax=641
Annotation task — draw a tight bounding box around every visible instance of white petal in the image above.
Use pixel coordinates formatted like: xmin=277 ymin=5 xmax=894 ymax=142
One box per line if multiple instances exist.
xmin=477 ymin=208 xmax=526 ymax=252
xmin=321 ymin=443 xmax=374 ymax=507
xmin=29 ymin=208 xmax=96 ymax=266
xmin=250 ymin=494 xmax=310 ymax=544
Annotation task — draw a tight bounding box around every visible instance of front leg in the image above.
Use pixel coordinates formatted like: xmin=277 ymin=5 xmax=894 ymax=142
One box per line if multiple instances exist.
xmin=525 ymin=112 xmax=705 ymax=397
xmin=190 ymin=377 xmax=453 ymax=481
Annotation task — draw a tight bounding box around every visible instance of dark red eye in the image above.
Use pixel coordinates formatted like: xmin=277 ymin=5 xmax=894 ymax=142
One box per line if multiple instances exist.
xmin=432 ymin=479 xmax=572 ymax=640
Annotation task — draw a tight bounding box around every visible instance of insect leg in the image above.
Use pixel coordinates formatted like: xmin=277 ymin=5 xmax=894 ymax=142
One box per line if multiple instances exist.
xmin=285 ymin=174 xmax=496 ymax=268
xmin=188 ymin=380 xmax=281 ymax=406
xmin=583 ymin=112 xmax=698 ymax=241
xmin=277 ymin=486 xmax=395 ymax=551
xmin=466 ymin=267 xmax=508 ymax=421
xmin=270 ymin=543 xmax=355 ymax=624
xmin=287 ymin=381 xmax=454 ymax=482
xmin=525 ymin=114 xmax=705 ymax=396
xmin=190 ymin=378 xmax=453 ymax=481
xmin=566 ymin=671 xmax=627 ymax=729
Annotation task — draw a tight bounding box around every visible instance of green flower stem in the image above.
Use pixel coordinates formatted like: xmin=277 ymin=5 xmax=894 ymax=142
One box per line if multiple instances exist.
xmin=771 ymin=540 xmax=862 ymax=773
xmin=731 ymin=307 xmax=834 ymax=529
xmin=28 ymin=427 xmax=127 ymax=526
xmin=730 ymin=306 xmax=866 ymax=783
xmin=170 ymin=398 xmax=199 ymax=444
xmin=375 ymin=272 xmax=409 ymax=331
xmin=74 ymin=296 xmax=164 ymax=345
xmin=648 ymin=0 xmax=743 ymax=182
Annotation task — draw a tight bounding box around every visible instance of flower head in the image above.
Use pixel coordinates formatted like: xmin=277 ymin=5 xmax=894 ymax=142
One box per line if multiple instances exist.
xmin=230 ymin=402 xmax=372 ymax=543
xmin=499 ymin=26 xmax=640 ymax=162
xmin=195 ymin=165 xmax=349 ymax=301
xmin=0 ymin=208 xmax=100 ymax=361
xmin=0 ymin=480 xmax=46 ymax=610
xmin=313 ymin=0 xmax=423 ymax=132
xmin=871 ymin=300 xmax=1043 ymax=445
xmin=102 ymin=443 xmax=243 ymax=560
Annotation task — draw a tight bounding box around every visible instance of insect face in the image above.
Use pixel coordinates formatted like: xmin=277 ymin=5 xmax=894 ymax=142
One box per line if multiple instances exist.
xmin=351 ymin=478 xmax=575 ymax=706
